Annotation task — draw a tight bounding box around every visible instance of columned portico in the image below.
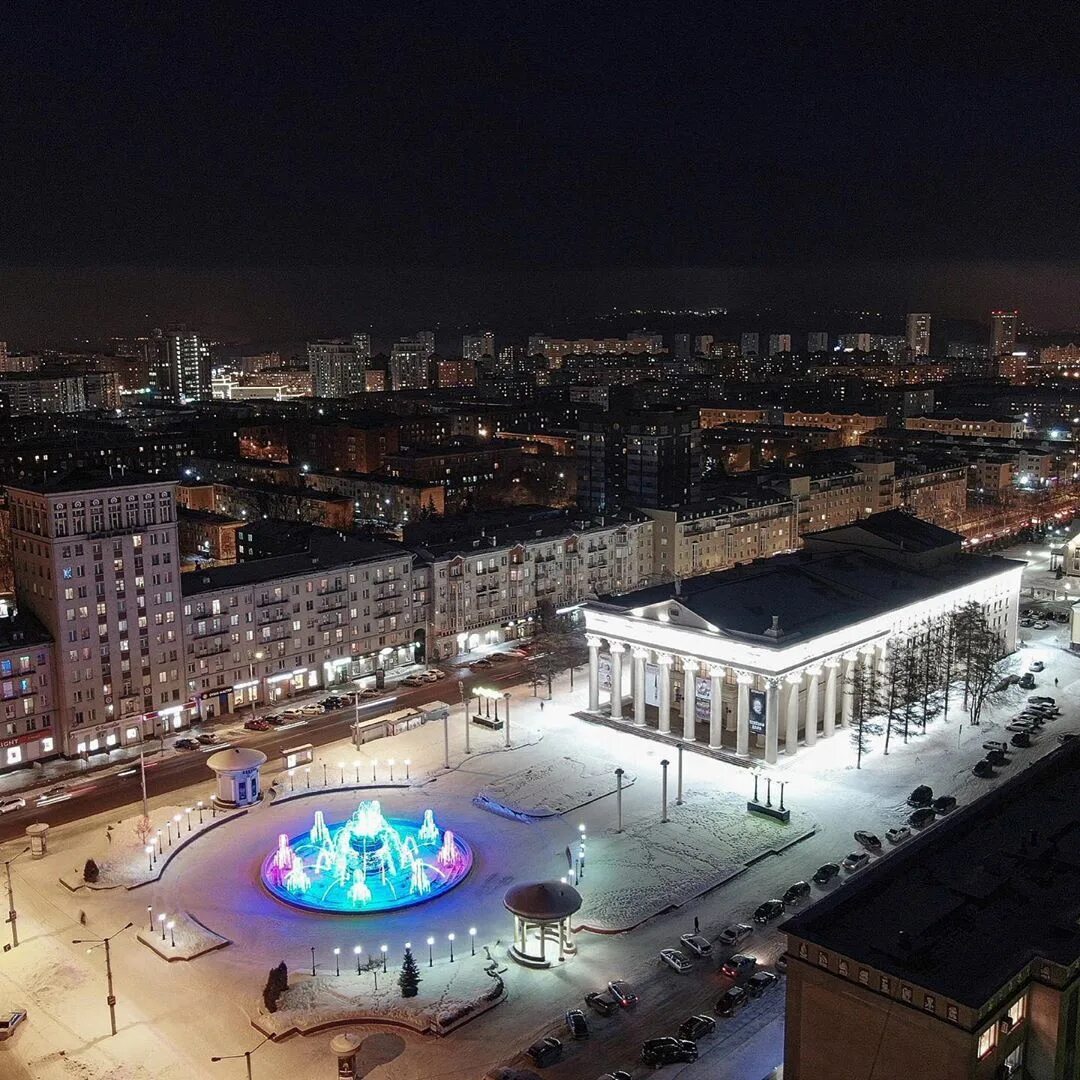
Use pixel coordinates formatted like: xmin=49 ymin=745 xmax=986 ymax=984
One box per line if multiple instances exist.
xmin=681 ymin=659 xmax=698 ymax=741
xmin=708 ymin=666 xmax=724 ymax=749
xmin=823 ymin=661 xmax=838 ymax=738
xmin=587 ymin=636 xmax=601 ymax=712
xmin=764 ymin=678 xmax=780 ymax=764
xmin=841 ymin=655 xmax=855 ymax=728
xmin=632 ymin=649 xmax=648 ymax=726
xmin=656 ymin=654 xmax=673 ymax=733
xmin=609 ymin=643 xmax=625 ymax=721
xmin=736 ymin=674 xmax=751 ymax=757
xmin=784 ymin=673 xmax=801 ymax=756
xmin=804 ymin=668 xmax=820 ymax=746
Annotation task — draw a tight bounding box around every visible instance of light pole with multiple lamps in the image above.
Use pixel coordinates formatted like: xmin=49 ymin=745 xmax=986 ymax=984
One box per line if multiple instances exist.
xmin=72 ymin=921 xmax=133 ymax=1037
xmin=4 ymin=845 xmax=30 ymax=949
xmin=248 ymin=651 xmax=265 ymax=719
xmin=211 ymin=1035 xmax=271 ymax=1080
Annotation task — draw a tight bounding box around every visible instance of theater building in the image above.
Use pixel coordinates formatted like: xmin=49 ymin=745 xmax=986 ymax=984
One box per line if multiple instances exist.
xmin=581 ymin=512 xmax=1022 ymax=764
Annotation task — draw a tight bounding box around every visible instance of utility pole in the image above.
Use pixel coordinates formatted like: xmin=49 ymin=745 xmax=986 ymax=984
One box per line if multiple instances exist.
xmin=504 ymin=692 xmax=511 ymax=748
xmin=660 ymin=759 xmax=670 ymax=823
xmin=460 ymin=681 xmax=471 ymax=754
xmin=72 ymin=921 xmax=133 ymax=1037
xmin=4 ymin=846 xmax=30 ymax=949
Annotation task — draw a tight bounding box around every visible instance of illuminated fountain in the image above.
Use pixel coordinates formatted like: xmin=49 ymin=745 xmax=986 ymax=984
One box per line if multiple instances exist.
xmin=261 ymin=800 xmax=473 ymax=913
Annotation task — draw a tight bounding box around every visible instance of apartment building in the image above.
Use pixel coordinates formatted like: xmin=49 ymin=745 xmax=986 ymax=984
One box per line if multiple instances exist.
xmin=0 ymin=611 xmax=57 ymax=769
xmin=9 ymin=474 xmax=190 ymax=757
xmin=782 ymin=410 xmax=887 ymax=446
xmin=699 ymin=407 xmax=769 ymax=428
xmin=304 ymin=469 xmax=446 ymax=524
xmin=182 ymin=534 xmax=422 ymax=720
xmin=906 ymin=414 xmax=1026 ymax=440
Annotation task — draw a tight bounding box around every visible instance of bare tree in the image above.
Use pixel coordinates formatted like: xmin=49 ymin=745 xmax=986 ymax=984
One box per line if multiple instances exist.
xmin=963 ymin=620 xmax=1010 ymax=727
xmin=847 ymin=655 xmax=883 ymax=769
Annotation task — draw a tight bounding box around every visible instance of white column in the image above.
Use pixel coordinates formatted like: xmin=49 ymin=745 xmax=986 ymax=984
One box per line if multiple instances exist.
xmin=633 ymin=649 xmax=648 ymax=726
xmin=736 ymin=675 xmax=751 ymax=757
xmin=823 ymin=661 xmax=838 ymax=739
xmin=784 ymin=673 xmax=801 ymax=756
xmin=708 ymin=665 xmax=724 ymax=749
xmin=805 ymin=668 xmax=820 ymax=746
xmin=657 ymin=655 xmax=672 ymax=734
xmin=840 ymin=655 xmax=855 ymax=728
xmin=765 ymin=678 xmax=780 ymax=765
xmin=609 ymin=643 xmax=625 ymax=721
xmin=681 ymin=658 xmax=698 ymax=742
xmin=587 ymin=636 xmax=601 ymax=712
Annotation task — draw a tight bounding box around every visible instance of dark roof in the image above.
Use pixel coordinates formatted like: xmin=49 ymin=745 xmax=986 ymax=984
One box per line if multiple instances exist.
xmin=7 ymin=469 xmax=174 ymax=494
xmin=0 ymin=609 xmax=51 ymax=651
xmin=806 ymin=509 xmax=962 ymax=553
xmin=781 ymin=741 xmax=1080 ymax=1009
xmin=503 ymin=881 xmax=582 ymax=920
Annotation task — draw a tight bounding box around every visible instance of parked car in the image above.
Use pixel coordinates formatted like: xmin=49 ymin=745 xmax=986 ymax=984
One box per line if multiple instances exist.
xmin=854 ymin=830 xmax=882 ymax=851
xmin=0 ymin=1009 xmax=27 ymax=1040
xmin=429 ymin=669 xmax=448 ymax=680
xmin=842 ymin=851 xmax=870 ymax=872
xmin=1019 ymin=618 xmax=1035 ymax=628
xmin=401 ymin=675 xmax=427 ymax=687
xmin=1011 ymin=732 xmax=1033 ymax=748
xmin=716 ymin=985 xmax=749 ymax=1017
xmin=746 ymin=971 xmax=779 ymax=998
xmin=608 ymin=981 xmax=638 ymax=1008
xmin=265 ymin=713 xmax=289 ymax=725
xmin=907 ymin=785 xmax=933 ymax=807
xmin=973 ymin=760 xmax=995 ymax=778
xmin=174 ymin=737 xmax=200 ymax=751
xmin=359 ymin=687 xmax=383 ymax=699
xmin=564 ymin=1008 xmax=589 ymax=1038
xmin=1006 ymin=722 xmax=1037 ymax=734
xmin=1058 ymin=733 xmax=1077 ymax=744
xmin=678 ymin=1014 xmax=716 ymax=1040
xmin=908 ymin=806 xmax=936 ymax=827
xmin=1019 ymin=674 xmax=1037 ymax=689
xmin=812 ymin=862 xmax=841 ymax=885
xmin=985 ymin=749 xmax=1008 ymax=766
xmin=1033 ymin=621 xmax=1050 ymax=630
xmin=585 ymin=991 xmax=617 ymax=1016
xmin=1030 ymin=661 xmax=1045 ymax=672
xmin=1030 ymin=696 xmax=1055 ymax=705
xmin=717 ymin=923 xmax=753 ymax=947
xmin=659 ymin=948 xmax=693 ymax=973
xmin=641 ymin=1037 xmax=697 ymax=1066
xmin=983 ymin=740 xmax=1008 ymax=753
xmin=783 ymin=881 xmax=812 ymax=905
xmin=885 ymin=826 xmax=911 ymax=844
xmin=753 ymin=899 xmax=785 ymax=924
xmin=932 ymin=795 xmax=957 ymax=813
xmin=0 ymin=797 xmax=27 ymax=814
xmin=196 ymin=733 xmax=217 ymax=745
xmin=243 ymin=718 xmax=271 ymax=731
xmin=526 ymin=1036 xmax=562 ymax=1067
xmin=720 ymin=953 xmax=757 ymax=979
xmin=680 ymin=932 xmax=712 ymax=957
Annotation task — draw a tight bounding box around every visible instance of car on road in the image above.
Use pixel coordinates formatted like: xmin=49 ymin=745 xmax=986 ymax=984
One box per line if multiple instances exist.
xmin=753 ymin=898 xmax=785 ymax=924
xmin=720 ymin=953 xmax=757 ymax=979
xmin=908 ymin=806 xmax=936 ymax=827
xmin=885 ymin=826 xmax=911 ymax=844
xmin=678 ymin=1014 xmax=716 ymax=1040
xmin=973 ymin=760 xmax=995 ymax=778
xmin=428 ymin=668 xmax=448 ymax=680
xmin=196 ymin=733 xmax=217 ymax=745
xmin=244 ymin=718 xmax=271 ymax=731
xmin=488 ymin=653 xmax=511 ymax=663
xmin=1030 ymin=661 xmax=1045 ymax=672
xmin=659 ymin=948 xmax=693 ymax=973
xmin=0 ymin=797 xmax=27 ymax=814
xmin=38 ymin=785 xmax=67 ymax=801
xmin=359 ymin=687 xmax=384 ymax=700
xmin=842 ymin=851 xmax=870 ymax=872
xmin=564 ymin=1008 xmax=589 ymax=1038
xmin=641 ymin=1037 xmax=697 ymax=1066
xmin=716 ymin=985 xmax=749 ymax=1017
xmin=608 ymin=981 xmax=638 ymax=1008
xmin=783 ymin=881 xmax=812 ymax=905
xmin=585 ymin=991 xmax=617 ymax=1016
xmin=469 ymin=658 xmax=494 ymax=670
xmin=1011 ymin=731 xmax=1033 ymax=748
xmin=598 ymin=1073 xmax=632 ymax=1080
xmin=174 ymin=737 xmax=200 ymax=751
xmin=932 ymin=795 xmax=957 ymax=813
xmin=525 ymin=1036 xmax=562 ymax=1067
xmin=680 ymin=932 xmax=712 ymax=957
xmin=0 ymin=1009 xmax=27 ymax=1040
xmin=1019 ymin=673 xmax=1037 ymax=690
xmin=746 ymin=970 xmax=779 ymax=998
xmin=717 ymin=923 xmax=753 ymax=947
xmin=983 ymin=740 xmax=1009 ymax=753
xmin=401 ymin=674 xmax=427 ymax=687
xmin=907 ymin=785 xmax=933 ymax=807
xmin=854 ymin=830 xmax=882 ymax=850
xmin=265 ymin=713 xmax=289 ymax=725
xmin=812 ymin=862 xmax=841 ymax=885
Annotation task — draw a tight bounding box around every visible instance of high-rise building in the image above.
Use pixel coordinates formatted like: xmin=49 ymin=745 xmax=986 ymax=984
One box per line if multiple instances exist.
xmin=672 ymin=334 xmax=692 ymax=358
xmin=416 ymin=331 xmax=436 ymax=358
xmin=390 ymin=340 xmax=430 ymax=390
xmin=462 ymin=331 xmax=495 ymax=362
xmin=906 ymin=313 xmax=932 ymax=357
xmin=152 ymin=326 xmax=211 ymax=402
xmin=807 ymin=332 xmax=829 ymax=353
xmin=838 ymin=332 xmax=871 ymax=352
xmin=869 ymin=334 xmax=906 ymax=363
xmin=576 ymin=409 xmax=702 ymax=514
xmin=494 ymin=345 xmax=520 ymax=379
xmin=307 ymin=338 xmax=368 ymax=398
xmin=990 ymin=310 xmax=1019 ymax=358
xmin=740 ymin=332 xmax=760 ymax=356
xmin=768 ymin=333 xmax=792 ymax=355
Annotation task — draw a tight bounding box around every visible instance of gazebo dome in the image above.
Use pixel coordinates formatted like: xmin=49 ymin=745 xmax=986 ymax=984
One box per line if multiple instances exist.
xmin=207 ymin=746 xmax=267 ymax=772
xmin=504 ymin=880 xmax=582 ymax=921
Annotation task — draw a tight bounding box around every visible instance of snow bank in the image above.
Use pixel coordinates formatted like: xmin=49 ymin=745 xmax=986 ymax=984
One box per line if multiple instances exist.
xmin=136 ymin=911 xmax=230 ymax=961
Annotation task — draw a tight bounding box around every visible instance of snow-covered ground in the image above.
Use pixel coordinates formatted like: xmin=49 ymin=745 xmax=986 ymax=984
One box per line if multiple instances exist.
xmin=2 ymin=602 xmax=1078 ymax=1080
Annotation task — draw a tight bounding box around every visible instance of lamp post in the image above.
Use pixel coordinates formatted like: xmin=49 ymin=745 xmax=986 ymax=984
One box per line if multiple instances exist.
xmin=404 ymin=758 xmax=411 ymax=780
xmin=503 ymin=692 xmax=511 ymax=748
xmin=614 ymin=767 xmax=624 ymax=833
xmin=173 ymin=813 xmax=182 ymax=843
xmin=310 ymin=945 xmax=316 ymax=975
xmin=185 ymin=807 xmax=193 ymax=832
xmin=469 ymin=927 xmax=476 ymax=956
xmin=3 ymin=845 xmax=30 ymax=949
xmin=197 ymin=800 xmax=205 ymax=824
xmin=442 ymin=706 xmax=450 ymax=769
xmin=448 ymin=932 xmax=455 ymax=963
xmin=660 ymin=759 xmax=670 ymax=823
xmin=167 ymin=920 xmax=176 ymax=948
xmin=158 ymin=913 xmax=166 ymax=940
xmin=248 ymin=651 xmax=264 ymax=720
xmin=210 ymin=1035 xmax=271 ymax=1080
xmin=427 ymin=936 xmax=434 ymax=967
xmin=333 ymin=947 xmax=340 ymax=976
xmin=353 ymin=679 xmax=363 ymax=749
xmin=371 ymin=758 xmax=377 ymax=783
xmin=676 ymin=743 xmax=684 ymax=807
xmin=388 ymin=758 xmax=395 ymax=782
xmin=136 ymin=716 xmax=149 ymax=820
xmin=147 ymin=905 xmax=154 ymax=932
xmin=353 ymin=760 xmax=360 ymax=783
xmin=156 ymin=829 xmax=162 ymax=856
xmin=72 ymin=921 xmax=132 ymax=1037
xmin=380 ymin=944 xmax=388 ymax=972
xmin=460 ymin=680 xmax=471 ymax=754
xmin=338 ymin=761 xmax=345 ymax=785
xmin=354 ymin=944 xmax=362 ymax=974
xmin=145 ymin=845 xmax=154 ymax=872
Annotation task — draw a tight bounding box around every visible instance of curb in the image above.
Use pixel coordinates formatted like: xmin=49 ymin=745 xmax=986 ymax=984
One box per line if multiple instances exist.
xmin=136 ymin=910 xmax=232 ymax=962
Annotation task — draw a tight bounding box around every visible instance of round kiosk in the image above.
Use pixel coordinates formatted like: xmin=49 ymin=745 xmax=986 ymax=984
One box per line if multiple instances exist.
xmin=503 ymin=880 xmax=582 ymax=968
xmin=207 ymin=746 xmax=267 ymax=808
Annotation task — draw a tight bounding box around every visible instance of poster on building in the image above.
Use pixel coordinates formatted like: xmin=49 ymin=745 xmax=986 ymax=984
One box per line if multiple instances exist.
xmin=598 ymin=656 xmax=612 ymax=691
xmin=695 ymin=675 xmax=711 ymax=721
xmin=748 ymin=688 xmax=767 ymax=736
xmin=644 ymin=663 xmax=660 ymax=707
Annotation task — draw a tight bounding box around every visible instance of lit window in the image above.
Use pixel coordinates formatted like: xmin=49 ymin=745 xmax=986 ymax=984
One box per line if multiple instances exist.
xmin=977 ymin=1025 xmax=997 ymax=1059
xmin=1005 ymin=993 xmax=1027 ymax=1027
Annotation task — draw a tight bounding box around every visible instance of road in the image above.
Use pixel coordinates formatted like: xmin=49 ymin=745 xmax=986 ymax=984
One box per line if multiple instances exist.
xmin=0 ymin=659 xmax=529 ymax=845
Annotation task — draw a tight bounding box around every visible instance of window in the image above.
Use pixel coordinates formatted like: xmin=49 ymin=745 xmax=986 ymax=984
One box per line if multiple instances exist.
xmin=977 ymin=1024 xmax=998 ymax=1059
xmin=1005 ymin=993 xmax=1027 ymax=1028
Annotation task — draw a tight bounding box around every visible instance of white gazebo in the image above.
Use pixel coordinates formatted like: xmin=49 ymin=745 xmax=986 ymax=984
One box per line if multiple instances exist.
xmin=504 ymin=880 xmax=582 ymax=968
xmin=207 ymin=746 xmax=267 ymax=808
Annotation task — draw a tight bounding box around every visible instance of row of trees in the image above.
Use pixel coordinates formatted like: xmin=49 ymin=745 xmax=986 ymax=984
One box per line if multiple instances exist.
xmin=849 ymin=601 xmax=1011 ymax=767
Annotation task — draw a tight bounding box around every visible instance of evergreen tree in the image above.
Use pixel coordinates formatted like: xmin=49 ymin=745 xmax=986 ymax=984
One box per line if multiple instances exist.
xmin=83 ymin=858 xmax=100 ymax=884
xmin=262 ymin=961 xmax=288 ymax=1012
xmin=398 ymin=947 xmax=421 ymax=998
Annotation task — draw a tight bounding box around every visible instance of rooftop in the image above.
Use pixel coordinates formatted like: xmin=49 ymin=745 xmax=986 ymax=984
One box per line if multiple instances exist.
xmin=7 ymin=469 xmax=175 ymax=495
xmin=782 ymin=741 xmax=1080 ymax=1009
xmin=0 ymin=609 xmax=51 ymax=651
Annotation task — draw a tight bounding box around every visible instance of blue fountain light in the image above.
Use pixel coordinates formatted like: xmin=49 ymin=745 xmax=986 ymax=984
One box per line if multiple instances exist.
xmin=261 ymin=799 xmax=473 ymax=913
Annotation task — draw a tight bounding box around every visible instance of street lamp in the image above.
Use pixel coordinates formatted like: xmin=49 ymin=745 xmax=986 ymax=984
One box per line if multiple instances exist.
xmin=145 ymin=845 xmax=154 ymax=872
xmin=167 ymin=920 xmax=176 ymax=948
xmin=72 ymin=921 xmax=133 ymax=1037
xmin=158 ymin=913 xmax=167 ymax=940
xmin=388 ymin=758 xmax=395 ymax=782
xmin=448 ymin=932 xmax=455 ymax=963
xmin=3 ymin=845 xmax=29 ymax=949
xmin=404 ymin=758 xmax=411 ymax=780
xmin=372 ymin=758 xmax=378 ymax=783
xmin=333 ymin=947 xmax=341 ymax=976
xmin=210 ymin=1035 xmax=271 ymax=1080
xmin=503 ymin=692 xmax=511 ymax=748
xmin=248 ymin=651 xmax=265 ymax=720
xmin=338 ymin=760 xmax=345 ymax=785
xmin=459 ymin=679 xmax=471 ymax=755
xmin=427 ymin=936 xmax=434 ymax=967
xmin=469 ymin=927 xmax=476 ymax=956
xmin=353 ymin=760 xmax=360 ymax=783
xmin=380 ymin=943 xmax=388 ymax=972
xmin=354 ymin=944 xmax=362 ymax=974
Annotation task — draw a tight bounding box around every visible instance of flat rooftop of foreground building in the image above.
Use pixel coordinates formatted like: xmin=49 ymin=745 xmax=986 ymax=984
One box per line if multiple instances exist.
xmin=0 ymin=609 xmax=52 ymax=651
xmin=6 ymin=469 xmax=175 ymax=494
xmin=781 ymin=740 xmax=1080 ymax=1009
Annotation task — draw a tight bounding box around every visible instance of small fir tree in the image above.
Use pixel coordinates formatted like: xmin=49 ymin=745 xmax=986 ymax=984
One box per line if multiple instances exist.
xmin=262 ymin=961 xmax=288 ymax=1012
xmin=398 ymin=947 xmax=421 ymax=998
xmin=83 ymin=858 xmax=100 ymax=884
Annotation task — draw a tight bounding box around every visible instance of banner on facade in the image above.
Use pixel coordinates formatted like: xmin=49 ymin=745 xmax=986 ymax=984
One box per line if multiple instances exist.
xmin=748 ymin=688 xmax=767 ymax=736
xmin=644 ymin=663 xmax=660 ymax=707
xmin=598 ymin=656 xmax=612 ymax=691
xmin=695 ymin=675 xmax=711 ymax=721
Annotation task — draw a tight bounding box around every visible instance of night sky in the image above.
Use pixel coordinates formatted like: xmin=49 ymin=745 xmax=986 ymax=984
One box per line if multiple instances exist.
xmin=2 ymin=3 xmax=1077 ymax=339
